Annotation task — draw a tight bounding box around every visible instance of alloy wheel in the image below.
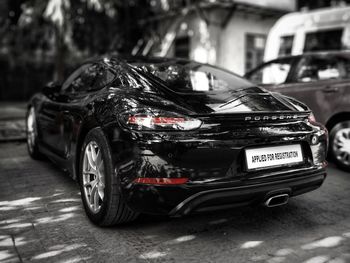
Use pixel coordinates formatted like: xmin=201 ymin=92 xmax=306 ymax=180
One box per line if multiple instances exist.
xmin=82 ymin=141 xmax=105 ymax=214
xmin=332 ymin=128 xmax=350 ymax=166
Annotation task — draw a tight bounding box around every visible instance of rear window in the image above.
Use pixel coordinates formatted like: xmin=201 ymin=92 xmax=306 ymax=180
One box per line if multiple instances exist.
xmin=132 ymin=61 xmax=253 ymax=94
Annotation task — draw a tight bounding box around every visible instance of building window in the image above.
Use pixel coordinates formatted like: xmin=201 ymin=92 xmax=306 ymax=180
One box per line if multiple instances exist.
xmin=174 ymin=36 xmax=190 ymax=59
xmin=304 ymin=28 xmax=343 ymax=52
xmin=279 ymin=35 xmax=294 ymax=56
xmin=245 ymin=34 xmax=266 ymax=73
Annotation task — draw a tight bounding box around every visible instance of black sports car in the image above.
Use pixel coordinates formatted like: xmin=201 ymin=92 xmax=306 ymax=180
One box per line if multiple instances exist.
xmin=27 ymin=56 xmax=328 ymax=226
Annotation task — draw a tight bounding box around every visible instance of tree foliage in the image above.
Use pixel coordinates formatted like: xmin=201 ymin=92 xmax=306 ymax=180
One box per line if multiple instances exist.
xmin=0 ymin=0 xmax=153 ymax=99
xmin=1 ymin=0 xmax=152 ymax=79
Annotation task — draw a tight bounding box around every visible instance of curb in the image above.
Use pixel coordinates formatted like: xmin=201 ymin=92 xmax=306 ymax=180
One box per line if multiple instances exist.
xmin=0 ymin=119 xmax=26 ymax=142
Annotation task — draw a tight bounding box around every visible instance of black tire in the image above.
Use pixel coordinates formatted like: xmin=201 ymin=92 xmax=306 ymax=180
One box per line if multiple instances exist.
xmin=79 ymin=127 xmax=138 ymax=226
xmin=26 ymin=106 xmax=43 ymax=160
xmin=329 ymin=121 xmax=350 ymax=172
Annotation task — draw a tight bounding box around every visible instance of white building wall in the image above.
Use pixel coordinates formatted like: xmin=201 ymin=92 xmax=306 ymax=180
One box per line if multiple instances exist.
xmin=153 ymin=1 xmax=298 ymax=75
xmin=171 ymin=11 xmax=277 ymax=75
xmin=217 ymin=13 xmax=276 ymax=75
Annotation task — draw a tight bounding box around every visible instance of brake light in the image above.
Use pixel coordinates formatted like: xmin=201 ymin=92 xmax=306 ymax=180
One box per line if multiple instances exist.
xmin=134 ymin=177 xmax=189 ymax=185
xmin=122 ymin=110 xmax=202 ymax=131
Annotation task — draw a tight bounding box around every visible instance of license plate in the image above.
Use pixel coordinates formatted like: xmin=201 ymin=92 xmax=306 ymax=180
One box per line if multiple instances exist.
xmin=245 ymin=144 xmax=303 ymax=170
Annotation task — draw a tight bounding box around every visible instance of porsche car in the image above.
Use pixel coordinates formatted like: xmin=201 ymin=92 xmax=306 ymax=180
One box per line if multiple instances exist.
xmin=26 ymin=56 xmax=328 ymax=226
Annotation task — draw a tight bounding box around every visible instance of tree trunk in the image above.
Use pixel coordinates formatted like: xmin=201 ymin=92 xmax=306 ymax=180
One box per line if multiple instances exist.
xmin=54 ymin=26 xmax=65 ymax=82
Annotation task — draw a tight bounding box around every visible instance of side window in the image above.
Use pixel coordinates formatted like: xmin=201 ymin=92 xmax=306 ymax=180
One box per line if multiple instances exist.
xmin=62 ymin=63 xmax=121 ymax=93
xmin=70 ymin=64 xmax=101 ymax=92
xmin=94 ymin=68 xmax=116 ymax=89
xmin=295 ymin=57 xmax=340 ymax=83
xmin=246 ymin=59 xmax=293 ymax=85
xmin=61 ymin=64 xmax=90 ymax=92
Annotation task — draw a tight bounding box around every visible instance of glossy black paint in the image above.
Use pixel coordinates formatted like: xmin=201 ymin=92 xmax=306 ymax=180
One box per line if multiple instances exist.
xmin=29 ymin=56 xmax=328 ymax=216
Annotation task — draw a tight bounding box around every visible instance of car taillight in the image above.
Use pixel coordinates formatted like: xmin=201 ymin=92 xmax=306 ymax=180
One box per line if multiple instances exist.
xmin=133 ymin=177 xmax=189 ymax=185
xmin=308 ymin=113 xmax=316 ymax=123
xmin=121 ymin=110 xmax=202 ymax=131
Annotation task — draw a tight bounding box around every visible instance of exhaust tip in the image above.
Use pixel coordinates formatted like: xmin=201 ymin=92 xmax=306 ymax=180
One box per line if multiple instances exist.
xmin=264 ymin=193 xmax=289 ymax=208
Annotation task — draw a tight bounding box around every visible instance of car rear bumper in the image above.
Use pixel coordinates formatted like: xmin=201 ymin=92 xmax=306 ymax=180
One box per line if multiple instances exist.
xmin=123 ymin=166 xmax=326 ymax=215
xmin=104 ymin=120 xmax=328 ymax=216
xmin=169 ymin=168 xmax=326 ymax=216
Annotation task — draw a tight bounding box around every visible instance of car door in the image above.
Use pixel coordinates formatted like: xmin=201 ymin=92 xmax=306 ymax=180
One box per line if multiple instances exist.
xmin=37 ymin=63 xmax=93 ymax=157
xmin=275 ymin=55 xmax=344 ymax=124
xmin=37 ymin=93 xmax=64 ymax=155
xmin=58 ymin=63 xmax=117 ymax=159
xmin=54 ymin=63 xmax=101 ymax=158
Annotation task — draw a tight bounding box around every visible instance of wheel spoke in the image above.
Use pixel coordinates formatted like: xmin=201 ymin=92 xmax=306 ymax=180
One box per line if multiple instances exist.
xmin=97 ymin=160 xmax=104 ymax=174
xmin=87 ymin=145 xmax=96 ymax=170
xmin=343 ymin=132 xmax=347 ymax=139
xmin=96 ymin=149 xmax=102 ymax=167
xmin=83 ymin=166 xmax=98 ymax=176
xmin=84 ymin=178 xmax=97 ymax=187
xmin=337 ymin=137 xmax=345 ymax=143
xmin=91 ymin=145 xmax=98 ymax=163
xmin=83 ymin=152 xmax=98 ymax=176
xmin=90 ymin=181 xmax=98 ymax=206
xmin=98 ymin=182 xmax=104 ymax=200
xmin=93 ymin=187 xmax=100 ymax=210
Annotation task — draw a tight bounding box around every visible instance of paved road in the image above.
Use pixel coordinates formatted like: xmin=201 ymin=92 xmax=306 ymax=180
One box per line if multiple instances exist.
xmin=0 ymin=142 xmax=349 ymax=263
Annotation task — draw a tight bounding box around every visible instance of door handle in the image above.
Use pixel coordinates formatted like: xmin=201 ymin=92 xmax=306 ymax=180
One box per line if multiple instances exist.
xmin=322 ymin=86 xmax=339 ymax=93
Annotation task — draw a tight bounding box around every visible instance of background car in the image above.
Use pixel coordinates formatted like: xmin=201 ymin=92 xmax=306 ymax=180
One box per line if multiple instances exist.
xmin=245 ymin=51 xmax=350 ymax=171
xmin=27 ymin=56 xmax=328 ymax=226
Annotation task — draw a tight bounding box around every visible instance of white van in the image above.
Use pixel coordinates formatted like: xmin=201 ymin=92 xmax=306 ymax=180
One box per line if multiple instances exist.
xmin=264 ymin=6 xmax=350 ymax=61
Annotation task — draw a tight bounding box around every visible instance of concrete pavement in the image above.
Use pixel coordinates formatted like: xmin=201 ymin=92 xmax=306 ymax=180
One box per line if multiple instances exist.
xmin=0 ymin=142 xmax=350 ymax=263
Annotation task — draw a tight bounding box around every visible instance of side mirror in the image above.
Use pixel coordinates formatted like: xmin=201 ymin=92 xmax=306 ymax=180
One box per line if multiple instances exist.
xmin=43 ymin=81 xmax=61 ymax=96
